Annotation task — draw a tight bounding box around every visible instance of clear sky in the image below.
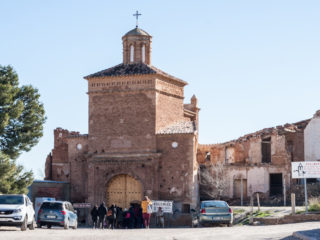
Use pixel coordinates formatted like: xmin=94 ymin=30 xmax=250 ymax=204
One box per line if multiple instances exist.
xmin=1 ymin=0 xmax=319 ymax=179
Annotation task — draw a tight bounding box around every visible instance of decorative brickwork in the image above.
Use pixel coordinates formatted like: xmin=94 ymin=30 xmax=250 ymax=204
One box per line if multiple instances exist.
xmin=45 ymin=26 xmax=199 ymax=210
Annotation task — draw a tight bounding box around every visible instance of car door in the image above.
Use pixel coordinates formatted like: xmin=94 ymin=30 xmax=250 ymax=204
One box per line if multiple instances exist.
xmin=68 ymin=203 xmax=76 ymax=226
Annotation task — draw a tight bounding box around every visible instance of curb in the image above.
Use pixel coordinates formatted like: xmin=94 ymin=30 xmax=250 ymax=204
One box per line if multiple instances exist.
xmin=293 ymin=231 xmax=317 ymax=240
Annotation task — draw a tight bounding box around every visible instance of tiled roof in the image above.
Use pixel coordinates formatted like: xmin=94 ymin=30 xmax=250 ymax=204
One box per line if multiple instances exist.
xmin=157 ymin=121 xmax=196 ymax=135
xmin=84 ymin=63 xmax=187 ymax=85
xmin=124 ymin=27 xmax=150 ymax=36
xmin=84 ymin=63 xmax=156 ymax=78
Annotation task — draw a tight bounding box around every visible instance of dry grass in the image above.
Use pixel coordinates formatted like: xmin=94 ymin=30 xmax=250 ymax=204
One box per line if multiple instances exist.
xmin=308 ymin=197 xmax=320 ymax=212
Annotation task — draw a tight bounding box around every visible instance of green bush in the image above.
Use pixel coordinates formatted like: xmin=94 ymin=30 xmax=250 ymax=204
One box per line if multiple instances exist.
xmin=308 ymin=197 xmax=320 ymax=212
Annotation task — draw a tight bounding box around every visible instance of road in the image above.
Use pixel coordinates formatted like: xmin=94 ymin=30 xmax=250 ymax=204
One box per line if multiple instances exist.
xmin=1 ymin=221 xmax=319 ymax=240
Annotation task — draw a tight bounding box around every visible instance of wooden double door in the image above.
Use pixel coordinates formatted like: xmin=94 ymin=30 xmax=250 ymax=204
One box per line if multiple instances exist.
xmin=106 ymin=174 xmax=142 ymax=209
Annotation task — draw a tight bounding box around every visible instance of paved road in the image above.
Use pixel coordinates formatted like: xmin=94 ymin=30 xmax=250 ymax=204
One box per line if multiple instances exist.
xmin=1 ymin=221 xmax=319 ymax=240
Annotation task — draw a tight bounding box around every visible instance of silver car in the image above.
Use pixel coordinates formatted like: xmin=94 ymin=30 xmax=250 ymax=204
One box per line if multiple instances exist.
xmin=195 ymin=200 xmax=233 ymax=227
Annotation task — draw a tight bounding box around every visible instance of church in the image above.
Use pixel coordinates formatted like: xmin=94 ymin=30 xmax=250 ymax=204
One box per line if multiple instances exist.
xmin=44 ymin=24 xmax=200 ymax=212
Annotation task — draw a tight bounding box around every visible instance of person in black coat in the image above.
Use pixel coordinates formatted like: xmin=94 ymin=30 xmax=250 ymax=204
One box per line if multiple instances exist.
xmin=97 ymin=202 xmax=107 ymax=229
xmin=90 ymin=204 xmax=99 ymax=229
xmin=108 ymin=204 xmax=117 ymax=229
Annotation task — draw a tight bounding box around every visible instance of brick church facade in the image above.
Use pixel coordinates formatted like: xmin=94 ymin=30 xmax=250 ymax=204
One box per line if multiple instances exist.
xmin=45 ymin=26 xmax=200 ymax=210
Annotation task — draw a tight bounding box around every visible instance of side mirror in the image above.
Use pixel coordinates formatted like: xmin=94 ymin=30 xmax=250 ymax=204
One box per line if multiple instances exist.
xmin=190 ymin=209 xmax=196 ymax=212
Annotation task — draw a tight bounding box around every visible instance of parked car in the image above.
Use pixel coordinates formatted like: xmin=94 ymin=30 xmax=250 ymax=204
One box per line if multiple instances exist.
xmin=0 ymin=194 xmax=36 ymax=231
xmin=37 ymin=201 xmax=77 ymax=229
xmin=192 ymin=200 xmax=233 ymax=227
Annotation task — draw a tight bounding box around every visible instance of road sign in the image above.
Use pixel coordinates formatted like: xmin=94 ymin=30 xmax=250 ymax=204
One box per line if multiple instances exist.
xmin=151 ymin=200 xmax=173 ymax=213
xmin=292 ymin=161 xmax=320 ymax=179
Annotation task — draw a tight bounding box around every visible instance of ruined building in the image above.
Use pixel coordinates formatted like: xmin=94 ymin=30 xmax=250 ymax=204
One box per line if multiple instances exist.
xmin=197 ymin=110 xmax=320 ymax=202
xmin=45 ymin=26 xmax=199 ymax=211
xmin=45 ymin=24 xmax=320 ymax=208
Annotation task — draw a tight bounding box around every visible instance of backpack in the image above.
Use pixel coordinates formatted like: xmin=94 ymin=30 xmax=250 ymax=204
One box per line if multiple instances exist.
xmin=125 ymin=212 xmax=131 ymax=219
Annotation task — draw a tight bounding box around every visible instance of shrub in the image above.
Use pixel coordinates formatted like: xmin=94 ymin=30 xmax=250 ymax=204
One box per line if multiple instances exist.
xmin=308 ymin=197 xmax=320 ymax=212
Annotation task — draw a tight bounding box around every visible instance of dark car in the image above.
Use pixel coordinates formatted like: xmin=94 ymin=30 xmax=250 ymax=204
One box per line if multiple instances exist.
xmin=193 ymin=200 xmax=233 ymax=227
xmin=37 ymin=201 xmax=77 ymax=229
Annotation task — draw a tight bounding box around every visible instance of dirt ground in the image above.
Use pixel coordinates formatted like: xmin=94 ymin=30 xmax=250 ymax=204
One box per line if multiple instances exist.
xmin=0 ymin=221 xmax=318 ymax=240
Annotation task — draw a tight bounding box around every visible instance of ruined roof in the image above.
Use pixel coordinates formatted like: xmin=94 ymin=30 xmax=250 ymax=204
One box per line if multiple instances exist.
xmin=84 ymin=63 xmax=187 ymax=85
xmin=199 ymin=118 xmax=311 ymax=147
xmin=157 ymin=121 xmax=196 ymax=135
xmin=123 ymin=27 xmax=150 ymax=37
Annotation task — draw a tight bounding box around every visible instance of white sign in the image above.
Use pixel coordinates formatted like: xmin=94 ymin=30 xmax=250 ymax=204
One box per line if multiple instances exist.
xmin=292 ymin=161 xmax=320 ymax=179
xmin=151 ymin=200 xmax=173 ymax=213
xmin=73 ymin=203 xmax=92 ymax=208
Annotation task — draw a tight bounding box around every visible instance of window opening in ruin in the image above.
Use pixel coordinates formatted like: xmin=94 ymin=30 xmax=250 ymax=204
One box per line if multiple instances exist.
xmin=262 ymin=137 xmax=271 ymax=163
xmin=269 ymin=173 xmax=282 ymax=196
xmin=287 ymin=140 xmax=294 ymax=162
xmin=307 ymin=178 xmax=317 ymax=183
xmin=141 ymin=44 xmax=145 ymax=63
xmin=181 ymin=204 xmax=190 ymax=213
xmin=205 ymin=152 xmax=211 ymax=161
xmin=130 ymin=45 xmax=134 ymax=62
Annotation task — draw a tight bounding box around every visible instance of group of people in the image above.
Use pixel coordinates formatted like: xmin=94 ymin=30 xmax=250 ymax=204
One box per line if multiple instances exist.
xmin=90 ymin=196 xmax=164 ymax=229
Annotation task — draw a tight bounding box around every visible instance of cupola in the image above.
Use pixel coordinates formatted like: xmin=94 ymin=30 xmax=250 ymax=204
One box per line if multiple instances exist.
xmin=122 ymin=27 xmax=152 ymax=65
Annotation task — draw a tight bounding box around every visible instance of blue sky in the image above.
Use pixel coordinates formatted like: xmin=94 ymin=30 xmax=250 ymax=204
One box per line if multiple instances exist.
xmin=1 ymin=0 xmax=319 ymax=178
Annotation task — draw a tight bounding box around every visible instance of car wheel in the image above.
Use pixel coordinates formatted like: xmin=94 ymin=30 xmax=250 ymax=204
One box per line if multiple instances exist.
xmin=227 ymin=222 xmax=233 ymax=227
xmin=21 ymin=216 xmax=28 ymax=231
xmin=47 ymin=224 xmax=52 ymax=229
xmin=64 ymin=219 xmax=69 ymax=230
xmin=72 ymin=220 xmax=77 ymax=230
xmin=28 ymin=216 xmax=36 ymax=230
xmin=37 ymin=223 xmax=42 ymax=228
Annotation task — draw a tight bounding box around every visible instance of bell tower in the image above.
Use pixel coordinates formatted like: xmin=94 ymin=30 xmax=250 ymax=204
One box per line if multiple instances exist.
xmin=122 ymin=27 xmax=152 ymax=65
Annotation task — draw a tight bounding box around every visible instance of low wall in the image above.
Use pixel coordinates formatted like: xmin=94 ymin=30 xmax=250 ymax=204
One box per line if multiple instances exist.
xmin=254 ymin=213 xmax=320 ymax=225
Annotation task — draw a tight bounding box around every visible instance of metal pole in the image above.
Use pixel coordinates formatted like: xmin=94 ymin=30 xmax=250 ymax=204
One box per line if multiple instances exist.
xmin=240 ymin=178 xmax=243 ymax=206
xmin=283 ymin=177 xmax=286 ymax=206
xmin=304 ymin=178 xmax=308 ymax=213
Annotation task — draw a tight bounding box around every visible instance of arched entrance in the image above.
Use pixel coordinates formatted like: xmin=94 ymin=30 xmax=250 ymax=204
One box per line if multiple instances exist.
xmin=106 ymin=174 xmax=142 ymax=209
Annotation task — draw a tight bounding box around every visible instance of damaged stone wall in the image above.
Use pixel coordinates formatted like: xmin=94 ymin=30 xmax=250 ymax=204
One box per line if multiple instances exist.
xmin=197 ymin=119 xmax=310 ymax=201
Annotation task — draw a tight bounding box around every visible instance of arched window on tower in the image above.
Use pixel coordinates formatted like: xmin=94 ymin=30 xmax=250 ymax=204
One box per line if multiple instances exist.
xmin=141 ymin=44 xmax=145 ymax=63
xmin=130 ymin=45 xmax=134 ymax=63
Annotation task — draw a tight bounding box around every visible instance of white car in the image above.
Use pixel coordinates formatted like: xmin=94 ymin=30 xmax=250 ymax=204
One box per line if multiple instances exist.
xmin=0 ymin=194 xmax=35 ymax=231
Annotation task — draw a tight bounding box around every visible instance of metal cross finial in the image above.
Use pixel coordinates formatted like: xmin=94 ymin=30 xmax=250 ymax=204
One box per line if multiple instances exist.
xmin=133 ymin=10 xmax=142 ymax=28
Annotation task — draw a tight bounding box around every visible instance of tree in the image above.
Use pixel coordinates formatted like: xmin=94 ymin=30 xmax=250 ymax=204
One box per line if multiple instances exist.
xmin=0 ymin=65 xmax=45 ymax=193
xmin=199 ymin=161 xmax=228 ymax=200
xmin=0 ymin=152 xmax=33 ymax=194
xmin=0 ymin=65 xmax=46 ymax=159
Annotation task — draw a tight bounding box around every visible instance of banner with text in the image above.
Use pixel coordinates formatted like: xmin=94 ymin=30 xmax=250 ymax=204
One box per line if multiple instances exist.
xmin=292 ymin=161 xmax=320 ymax=179
xmin=151 ymin=200 xmax=173 ymax=213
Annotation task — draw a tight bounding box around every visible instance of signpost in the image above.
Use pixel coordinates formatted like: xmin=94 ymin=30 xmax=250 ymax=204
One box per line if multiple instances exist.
xmin=291 ymin=161 xmax=320 ymax=213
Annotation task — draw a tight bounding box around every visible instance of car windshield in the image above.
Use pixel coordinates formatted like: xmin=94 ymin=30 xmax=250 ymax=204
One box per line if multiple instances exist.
xmin=0 ymin=195 xmax=24 ymax=205
xmin=203 ymin=201 xmax=228 ymax=208
xmin=41 ymin=202 xmax=63 ymax=210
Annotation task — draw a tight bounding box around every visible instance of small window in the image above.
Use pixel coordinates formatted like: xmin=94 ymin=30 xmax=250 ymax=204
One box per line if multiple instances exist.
xmin=205 ymin=152 xmax=211 ymax=161
xmin=130 ymin=45 xmax=134 ymax=62
xmin=142 ymin=44 xmax=145 ymax=63
xmin=262 ymin=137 xmax=271 ymax=163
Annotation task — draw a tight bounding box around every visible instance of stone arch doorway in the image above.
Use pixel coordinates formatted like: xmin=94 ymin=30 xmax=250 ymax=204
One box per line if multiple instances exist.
xmin=106 ymin=174 xmax=142 ymax=209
